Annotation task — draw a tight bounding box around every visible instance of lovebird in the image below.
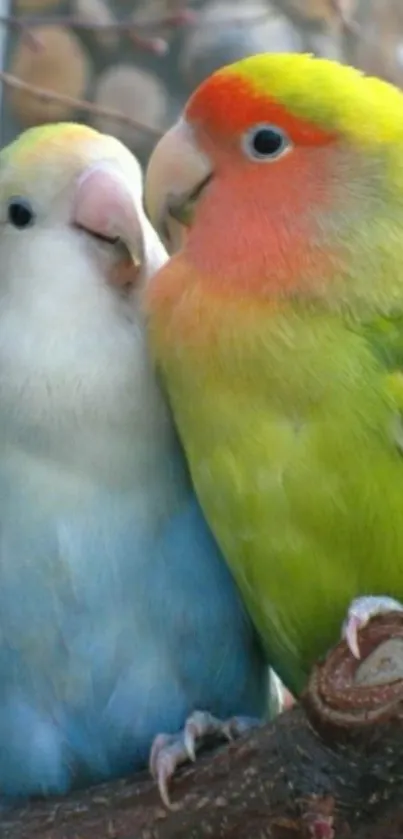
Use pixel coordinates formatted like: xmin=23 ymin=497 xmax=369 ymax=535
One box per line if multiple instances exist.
xmin=0 ymin=123 xmax=268 ymax=805
xmin=144 ymin=53 xmax=403 ymax=699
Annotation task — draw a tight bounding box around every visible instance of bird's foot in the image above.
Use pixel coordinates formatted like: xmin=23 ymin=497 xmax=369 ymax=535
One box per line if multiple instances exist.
xmin=342 ymin=595 xmax=403 ymax=659
xmin=149 ymin=711 xmax=260 ymax=808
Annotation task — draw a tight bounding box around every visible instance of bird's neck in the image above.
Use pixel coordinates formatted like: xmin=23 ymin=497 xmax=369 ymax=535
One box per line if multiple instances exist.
xmin=148 ymin=252 xmax=378 ymax=423
xmin=0 ymin=321 xmax=186 ymax=500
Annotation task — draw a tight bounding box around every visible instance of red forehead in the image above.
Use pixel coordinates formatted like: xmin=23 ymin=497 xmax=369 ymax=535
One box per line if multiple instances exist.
xmin=186 ymin=72 xmax=336 ymax=147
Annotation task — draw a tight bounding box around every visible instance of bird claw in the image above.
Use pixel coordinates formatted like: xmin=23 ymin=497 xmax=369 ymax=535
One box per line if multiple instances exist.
xmin=341 ymin=595 xmax=403 ymax=660
xmin=149 ymin=732 xmax=186 ymax=809
xmin=149 ymin=711 xmax=260 ymax=808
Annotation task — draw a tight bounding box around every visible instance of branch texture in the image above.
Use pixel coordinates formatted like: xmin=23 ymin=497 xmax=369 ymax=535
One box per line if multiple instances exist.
xmin=3 ymin=613 xmax=403 ymax=839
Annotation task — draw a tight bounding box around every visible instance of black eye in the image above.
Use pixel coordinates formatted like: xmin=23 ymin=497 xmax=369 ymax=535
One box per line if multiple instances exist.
xmin=7 ymin=197 xmax=35 ymax=229
xmin=242 ymin=124 xmax=290 ymax=161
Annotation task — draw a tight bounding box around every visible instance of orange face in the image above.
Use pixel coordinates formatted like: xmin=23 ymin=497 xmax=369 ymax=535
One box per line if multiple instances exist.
xmin=145 ymin=56 xmax=387 ymax=304
xmin=180 ymin=75 xmax=344 ymax=299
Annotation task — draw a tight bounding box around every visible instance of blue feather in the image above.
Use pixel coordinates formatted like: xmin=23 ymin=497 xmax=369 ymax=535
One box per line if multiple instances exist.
xmin=0 ymin=472 xmax=267 ymax=798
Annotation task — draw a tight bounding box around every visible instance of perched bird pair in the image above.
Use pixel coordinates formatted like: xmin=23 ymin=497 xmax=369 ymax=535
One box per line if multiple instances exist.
xmin=4 ymin=47 xmax=403 ymax=809
xmin=145 ymin=52 xmax=403 ymax=697
xmin=0 ymin=123 xmax=269 ymax=805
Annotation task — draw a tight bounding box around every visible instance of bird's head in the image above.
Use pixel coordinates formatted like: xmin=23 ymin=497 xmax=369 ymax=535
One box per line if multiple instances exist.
xmin=146 ymin=53 xmax=403 ymax=310
xmin=0 ymin=123 xmax=169 ymax=435
xmin=0 ymin=122 xmax=166 ymax=313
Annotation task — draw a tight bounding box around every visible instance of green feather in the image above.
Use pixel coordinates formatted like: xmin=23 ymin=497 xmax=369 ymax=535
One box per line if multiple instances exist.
xmin=154 ymin=303 xmax=403 ymax=695
xmin=147 ymin=52 xmax=403 ymax=696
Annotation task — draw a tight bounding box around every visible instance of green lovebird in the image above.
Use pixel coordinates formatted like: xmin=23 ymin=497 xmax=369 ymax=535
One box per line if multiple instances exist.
xmin=144 ymin=53 xmax=403 ymax=696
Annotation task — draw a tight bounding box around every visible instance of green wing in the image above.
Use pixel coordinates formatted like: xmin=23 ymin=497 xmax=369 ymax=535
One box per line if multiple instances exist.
xmin=357 ymin=312 xmax=403 ymax=420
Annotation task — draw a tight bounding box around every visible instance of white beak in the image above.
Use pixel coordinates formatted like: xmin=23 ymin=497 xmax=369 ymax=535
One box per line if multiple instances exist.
xmin=145 ymin=118 xmax=212 ymax=252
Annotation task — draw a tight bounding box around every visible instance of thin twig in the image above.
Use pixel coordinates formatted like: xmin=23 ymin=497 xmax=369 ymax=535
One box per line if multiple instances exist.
xmin=0 ymin=71 xmax=163 ymax=138
xmin=0 ymin=7 xmax=273 ymax=36
xmin=0 ymin=10 xmax=196 ymax=35
xmin=0 ymin=9 xmax=198 ymax=55
xmin=0 ymin=15 xmax=179 ymax=55
xmin=328 ymin=0 xmax=360 ymax=34
xmin=0 ymin=7 xmax=275 ymax=57
xmin=0 ymin=15 xmax=43 ymax=50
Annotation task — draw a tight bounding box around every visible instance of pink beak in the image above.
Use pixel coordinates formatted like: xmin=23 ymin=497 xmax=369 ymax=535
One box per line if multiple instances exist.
xmin=72 ymin=161 xmax=143 ymax=286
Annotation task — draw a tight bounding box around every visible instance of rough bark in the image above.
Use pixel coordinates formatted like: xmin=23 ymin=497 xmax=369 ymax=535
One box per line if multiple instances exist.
xmin=4 ymin=613 xmax=403 ymax=839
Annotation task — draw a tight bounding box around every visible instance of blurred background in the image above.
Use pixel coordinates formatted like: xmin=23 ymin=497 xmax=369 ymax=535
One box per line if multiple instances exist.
xmin=0 ymin=0 xmax=402 ymax=166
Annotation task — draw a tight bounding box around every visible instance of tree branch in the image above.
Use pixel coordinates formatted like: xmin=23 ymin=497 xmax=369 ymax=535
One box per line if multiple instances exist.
xmin=0 ymin=70 xmax=163 ymax=137
xmin=0 ymin=10 xmax=197 ymax=56
xmin=0 ymin=4 xmax=275 ymax=141
xmin=0 ymin=6 xmax=273 ymax=47
xmin=3 ymin=612 xmax=403 ymax=838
